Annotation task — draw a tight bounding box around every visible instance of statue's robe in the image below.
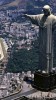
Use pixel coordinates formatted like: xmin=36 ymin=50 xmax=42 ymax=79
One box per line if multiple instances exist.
xmin=28 ymin=14 xmax=56 ymax=72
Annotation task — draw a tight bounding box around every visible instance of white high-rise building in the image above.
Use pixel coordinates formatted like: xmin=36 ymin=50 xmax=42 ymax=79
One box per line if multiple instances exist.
xmin=0 ymin=38 xmax=8 ymax=84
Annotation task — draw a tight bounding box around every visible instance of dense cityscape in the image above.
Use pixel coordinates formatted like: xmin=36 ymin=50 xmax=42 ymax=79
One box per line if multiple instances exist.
xmin=0 ymin=0 xmax=56 ymax=100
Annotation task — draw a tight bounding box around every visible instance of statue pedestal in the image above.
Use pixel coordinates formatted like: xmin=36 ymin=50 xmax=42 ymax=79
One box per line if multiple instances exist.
xmin=32 ymin=71 xmax=56 ymax=91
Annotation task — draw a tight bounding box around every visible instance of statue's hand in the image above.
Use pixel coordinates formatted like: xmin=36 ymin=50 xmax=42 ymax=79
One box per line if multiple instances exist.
xmin=23 ymin=14 xmax=31 ymax=20
xmin=23 ymin=14 xmax=29 ymax=18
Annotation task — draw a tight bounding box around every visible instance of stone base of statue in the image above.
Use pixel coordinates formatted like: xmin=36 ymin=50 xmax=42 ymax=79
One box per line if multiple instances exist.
xmin=32 ymin=70 xmax=56 ymax=91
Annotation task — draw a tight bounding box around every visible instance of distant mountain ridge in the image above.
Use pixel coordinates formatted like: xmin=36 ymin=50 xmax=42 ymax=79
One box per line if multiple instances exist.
xmin=0 ymin=0 xmax=56 ymax=13
xmin=0 ymin=0 xmax=50 ymax=10
xmin=0 ymin=0 xmax=15 ymax=5
xmin=0 ymin=0 xmax=31 ymax=9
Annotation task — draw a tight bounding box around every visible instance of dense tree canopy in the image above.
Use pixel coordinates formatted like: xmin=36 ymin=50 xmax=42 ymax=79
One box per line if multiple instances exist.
xmin=7 ymin=39 xmax=39 ymax=72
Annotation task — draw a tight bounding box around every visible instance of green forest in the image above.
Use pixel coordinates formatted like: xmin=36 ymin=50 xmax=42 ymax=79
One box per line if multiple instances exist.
xmin=7 ymin=39 xmax=39 ymax=72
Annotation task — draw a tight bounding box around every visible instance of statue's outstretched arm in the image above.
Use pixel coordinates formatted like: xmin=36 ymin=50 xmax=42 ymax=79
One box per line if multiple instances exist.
xmin=24 ymin=14 xmax=39 ymax=25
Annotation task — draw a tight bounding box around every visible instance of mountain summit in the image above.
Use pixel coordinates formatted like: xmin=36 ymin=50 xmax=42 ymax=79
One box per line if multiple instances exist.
xmin=0 ymin=0 xmax=49 ymax=9
xmin=0 ymin=0 xmax=56 ymax=13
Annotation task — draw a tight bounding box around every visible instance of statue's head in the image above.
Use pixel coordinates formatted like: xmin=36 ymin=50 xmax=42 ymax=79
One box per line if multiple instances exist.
xmin=43 ymin=5 xmax=51 ymax=16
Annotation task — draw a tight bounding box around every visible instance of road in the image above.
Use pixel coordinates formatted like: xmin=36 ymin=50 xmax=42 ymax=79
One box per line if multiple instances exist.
xmin=1 ymin=89 xmax=37 ymax=100
xmin=1 ymin=82 xmax=37 ymax=100
xmin=1 ymin=82 xmax=56 ymax=100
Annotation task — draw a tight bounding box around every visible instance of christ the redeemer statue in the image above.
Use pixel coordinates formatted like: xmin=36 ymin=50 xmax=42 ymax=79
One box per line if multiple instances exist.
xmin=24 ymin=5 xmax=56 ymax=73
